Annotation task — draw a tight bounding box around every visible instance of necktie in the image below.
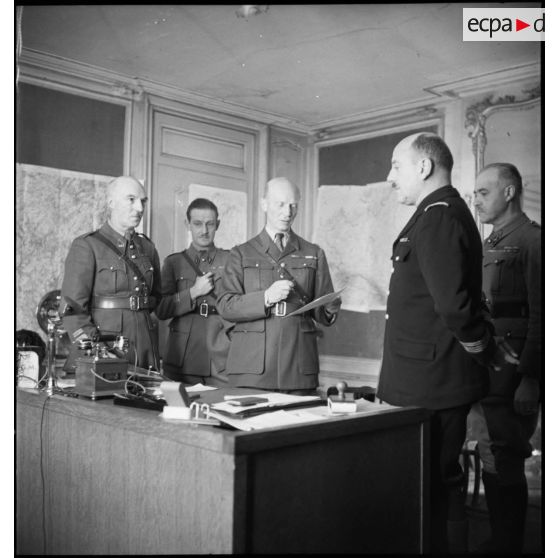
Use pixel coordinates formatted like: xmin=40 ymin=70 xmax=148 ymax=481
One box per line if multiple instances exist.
xmin=274 ymin=233 xmax=284 ymax=252
xmin=124 ymin=231 xmax=133 ymax=253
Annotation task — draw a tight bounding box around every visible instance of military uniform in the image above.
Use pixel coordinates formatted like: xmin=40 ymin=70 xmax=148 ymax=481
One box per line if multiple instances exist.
xmin=156 ymin=245 xmax=231 ymax=385
xmin=61 ymin=222 xmax=161 ymax=371
xmin=469 ymin=213 xmax=541 ymax=552
xmin=377 ymin=185 xmax=495 ymax=553
xmin=216 ymin=229 xmax=336 ymax=390
xmin=378 ymin=185 xmax=494 ymax=410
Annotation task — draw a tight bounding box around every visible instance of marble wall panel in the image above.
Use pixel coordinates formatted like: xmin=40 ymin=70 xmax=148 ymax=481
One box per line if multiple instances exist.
xmin=16 ymin=164 xmax=113 ymax=339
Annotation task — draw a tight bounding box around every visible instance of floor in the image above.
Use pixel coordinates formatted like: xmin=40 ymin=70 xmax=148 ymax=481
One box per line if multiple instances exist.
xmin=464 ymin=451 xmax=543 ymax=555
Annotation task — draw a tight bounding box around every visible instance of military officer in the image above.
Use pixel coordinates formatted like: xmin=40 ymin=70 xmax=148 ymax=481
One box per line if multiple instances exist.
xmin=61 ymin=176 xmax=161 ymax=371
xmin=216 ymin=177 xmax=341 ymax=393
xmin=156 ymin=198 xmax=231 ymax=385
xmin=470 ymin=163 xmax=541 ymax=554
xmin=377 ymin=133 xmax=514 ymax=554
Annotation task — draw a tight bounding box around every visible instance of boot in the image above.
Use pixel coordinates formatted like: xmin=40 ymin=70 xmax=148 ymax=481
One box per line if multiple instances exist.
xmin=474 ymin=472 xmax=527 ymax=554
xmin=497 ymin=480 xmax=528 ymax=553
xmin=447 ymin=519 xmax=469 ymax=554
xmin=447 ymin=481 xmax=468 ymax=554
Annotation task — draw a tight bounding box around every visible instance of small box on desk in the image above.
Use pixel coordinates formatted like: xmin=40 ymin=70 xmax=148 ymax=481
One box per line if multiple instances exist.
xmin=75 ymin=356 xmax=128 ymax=400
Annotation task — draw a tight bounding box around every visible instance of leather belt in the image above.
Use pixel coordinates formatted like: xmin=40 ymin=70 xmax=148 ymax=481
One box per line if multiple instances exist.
xmin=197 ymin=302 xmax=218 ymax=317
xmin=271 ymin=301 xmax=305 ymax=317
xmin=92 ymin=295 xmax=156 ymax=311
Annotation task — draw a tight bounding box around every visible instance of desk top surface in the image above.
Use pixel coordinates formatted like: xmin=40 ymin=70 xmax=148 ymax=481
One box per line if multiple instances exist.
xmin=17 ymin=387 xmax=429 ymax=456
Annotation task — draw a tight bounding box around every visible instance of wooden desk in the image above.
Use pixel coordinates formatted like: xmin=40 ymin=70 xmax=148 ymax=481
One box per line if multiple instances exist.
xmin=16 ymin=388 xmax=430 ymax=554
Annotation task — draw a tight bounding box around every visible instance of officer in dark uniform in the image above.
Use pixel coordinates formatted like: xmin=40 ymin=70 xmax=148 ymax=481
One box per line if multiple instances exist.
xmin=61 ymin=176 xmax=161 ymax=371
xmin=156 ymin=198 xmax=231 ymax=386
xmin=377 ymin=133 xmax=515 ymax=554
xmin=217 ymin=177 xmax=341 ymax=393
xmin=471 ymin=163 xmax=541 ymax=554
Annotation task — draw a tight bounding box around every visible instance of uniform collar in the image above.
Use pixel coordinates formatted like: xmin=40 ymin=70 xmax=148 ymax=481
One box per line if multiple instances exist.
xmin=416 ymin=185 xmax=458 ymax=213
xmin=486 ymin=212 xmax=530 ymax=247
xmin=265 ymin=225 xmax=291 ymax=246
xmin=101 ymin=222 xmax=135 ymax=249
xmin=187 ymin=243 xmax=217 ymax=264
xmin=257 ymin=228 xmax=300 ymax=256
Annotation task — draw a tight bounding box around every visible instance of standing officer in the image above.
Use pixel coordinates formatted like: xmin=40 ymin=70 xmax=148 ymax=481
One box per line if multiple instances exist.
xmin=216 ymin=177 xmax=341 ymax=394
xmin=377 ymin=133 xmax=514 ymax=554
xmin=471 ymin=163 xmax=541 ymax=554
xmin=61 ymin=176 xmax=161 ymax=371
xmin=156 ymin=198 xmax=231 ymax=386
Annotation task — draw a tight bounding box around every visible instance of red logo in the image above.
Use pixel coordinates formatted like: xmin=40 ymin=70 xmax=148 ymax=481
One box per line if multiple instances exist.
xmin=516 ymin=18 xmax=530 ymax=31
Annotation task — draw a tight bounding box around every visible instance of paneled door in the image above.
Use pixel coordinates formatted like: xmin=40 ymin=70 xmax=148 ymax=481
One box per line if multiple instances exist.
xmin=149 ymin=108 xmax=262 ymax=358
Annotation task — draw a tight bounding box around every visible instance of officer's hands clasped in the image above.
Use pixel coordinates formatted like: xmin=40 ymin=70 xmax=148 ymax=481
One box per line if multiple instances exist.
xmin=490 ymin=336 xmax=520 ymax=371
xmin=191 ymin=272 xmax=215 ymax=299
xmin=265 ymin=280 xmax=294 ymax=305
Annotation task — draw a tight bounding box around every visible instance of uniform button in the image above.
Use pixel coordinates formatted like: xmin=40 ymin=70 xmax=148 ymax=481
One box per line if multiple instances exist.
xmin=385 ymin=314 xmax=389 ymax=320
xmin=131 ymin=255 xmax=137 ymax=259
xmin=130 ymin=244 xmax=134 ymax=249
xmin=256 ymin=263 xmax=259 ymax=267
xmin=134 ymin=276 xmax=138 ymax=280
xmin=135 ymin=287 xmax=140 ymax=291
xmin=395 ymin=256 xmax=400 ymax=261
xmin=391 ymin=267 xmax=395 ymax=273
xmin=387 ymin=290 xmax=390 ymax=295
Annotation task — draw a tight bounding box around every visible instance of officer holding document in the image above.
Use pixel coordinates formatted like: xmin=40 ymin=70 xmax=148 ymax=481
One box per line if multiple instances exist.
xmin=217 ymin=177 xmax=341 ymax=394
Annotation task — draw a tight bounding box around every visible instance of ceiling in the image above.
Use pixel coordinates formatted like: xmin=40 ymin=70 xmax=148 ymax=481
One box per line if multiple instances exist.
xmin=18 ymin=3 xmax=541 ymax=128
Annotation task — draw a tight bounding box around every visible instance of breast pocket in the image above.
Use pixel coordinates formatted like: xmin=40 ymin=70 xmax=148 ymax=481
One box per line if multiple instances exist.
xmin=483 ymin=251 xmax=520 ymax=295
xmin=136 ymin=257 xmax=155 ymax=291
xmin=96 ymin=259 xmax=127 ymax=294
xmin=242 ymin=258 xmax=275 ymax=290
xmin=287 ymin=258 xmax=317 ymax=294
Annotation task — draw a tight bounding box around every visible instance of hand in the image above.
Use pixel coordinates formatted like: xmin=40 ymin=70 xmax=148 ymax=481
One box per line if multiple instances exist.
xmin=190 ymin=272 xmax=214 ymax=299
xmin=491 ymin=336 xmax=520 ymax=371
xmin=265 ymin=280 xmax=294 ymax=306
xmin=514 ymin=376 xmax=540 ymax=415
xmin=324 ymin=296 xmax=342 ymax=316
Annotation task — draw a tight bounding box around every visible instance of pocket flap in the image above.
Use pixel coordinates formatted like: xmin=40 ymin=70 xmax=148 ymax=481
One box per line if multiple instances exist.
xmin=243 ymin=257 xmax=274 ymax=270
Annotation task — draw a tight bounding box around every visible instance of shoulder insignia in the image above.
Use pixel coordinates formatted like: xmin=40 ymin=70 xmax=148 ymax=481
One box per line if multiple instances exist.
xmin=136 ymin=232 xmax=153 ymax=243
xmin=424 ymin=201 xmax=450 ymax=212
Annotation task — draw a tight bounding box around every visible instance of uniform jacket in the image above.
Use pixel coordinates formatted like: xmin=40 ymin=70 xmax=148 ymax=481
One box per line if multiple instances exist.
xmin=216 ymin=229 xmax=336 ymax=390
xmin=483 ymin=213 xmax=541 ymax=383
xmin=155 ymin=245 xmax=231 ymax=379
xmin=378 ymin=186 xmax=494 ymax=410
xmin=61 ymin=222 xmax=161 ymax=370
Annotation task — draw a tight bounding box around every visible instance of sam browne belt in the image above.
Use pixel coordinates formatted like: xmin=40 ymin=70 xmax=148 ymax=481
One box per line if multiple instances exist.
xmin=93 ymin=295 xmax=156 ymax=311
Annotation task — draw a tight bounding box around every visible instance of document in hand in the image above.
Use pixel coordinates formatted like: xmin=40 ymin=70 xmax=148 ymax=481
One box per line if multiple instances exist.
xmin=283 ymin=289 xmax=344 ymax=318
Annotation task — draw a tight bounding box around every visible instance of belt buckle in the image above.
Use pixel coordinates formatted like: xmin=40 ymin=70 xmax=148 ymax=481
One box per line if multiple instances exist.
xmin=200 ymin=302 xmax=209 ymax=317
xmin=274 ymin=301 xmax=287 ymax=317
xmin=129 ymin=295 xmax=139 ymax=311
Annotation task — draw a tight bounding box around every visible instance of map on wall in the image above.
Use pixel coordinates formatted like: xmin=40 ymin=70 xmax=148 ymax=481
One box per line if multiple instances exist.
xmin=312 ymin=182 xmax=414 ymax=312
xmin=188 ymin=183 xmax=247 ymax=250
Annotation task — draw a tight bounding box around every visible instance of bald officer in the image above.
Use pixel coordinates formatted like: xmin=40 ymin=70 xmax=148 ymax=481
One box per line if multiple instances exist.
xmin=217 ymin=177 xmax=341 ymax=394
xmin=377 ymin=133 xmax=515 ymax=554
xmin=61 ymin=176 xmax=161 ymax=371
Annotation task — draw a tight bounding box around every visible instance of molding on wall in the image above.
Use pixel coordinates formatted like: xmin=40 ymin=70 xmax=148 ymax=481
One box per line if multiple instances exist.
xmin=426 ymin=62 xmax=541 ymax=100
xmin=19 ymin=49 xmax=539 ymax=138
xmin=18 ymin=48 xmax=311 ymax=134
